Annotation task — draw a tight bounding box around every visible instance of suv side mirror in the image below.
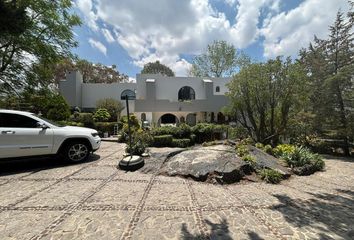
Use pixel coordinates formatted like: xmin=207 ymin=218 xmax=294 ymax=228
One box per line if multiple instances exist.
xmin=37 ymin=122 xmax=49 ymax=129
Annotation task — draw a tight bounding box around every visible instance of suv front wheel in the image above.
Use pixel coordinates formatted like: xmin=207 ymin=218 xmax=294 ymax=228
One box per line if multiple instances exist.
xmin=60 ymin=141 xmax=91 ymax=163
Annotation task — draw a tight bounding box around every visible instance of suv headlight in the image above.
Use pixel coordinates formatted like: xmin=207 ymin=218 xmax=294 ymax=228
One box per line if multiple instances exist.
xmin=91 ymin=132 xmax=99 ymax=137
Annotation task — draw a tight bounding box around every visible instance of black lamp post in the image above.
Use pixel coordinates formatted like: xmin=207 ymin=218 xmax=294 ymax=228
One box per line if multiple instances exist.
xmin=125 ymin=95 xmax=132 ymax=157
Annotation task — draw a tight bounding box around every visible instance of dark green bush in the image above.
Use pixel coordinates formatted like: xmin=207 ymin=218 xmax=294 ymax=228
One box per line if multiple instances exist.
xmin=172 ymin=138 xmax=191 ymax=148
xmin=282 ymin=146 xmax=325 ymax=175
xmin=93 ymin=108 xmax=111 ymax=122
xmin=242 ymin=154 xmax=256 ymax=167
xmin=236 ymin=144 xmax=249 ymax=157
xmin=125 ymin=132 xmax=147 ymax=156
xmin=46 ymin=94 xmax=71 ymax=121
xmin=153 ymin=135 xmax=173 ymax=147
xmin=95 ymin=122 xmax=119 ymax=136
xmin=190 ymin=134 xmax=196 ymax=145
xmin=176 ymin=123 xmax=192 ymax=138
xmin=78 ymin=113 xmax=95 ymax=128
xmin=259 ymin=169 xmax=283 ymax=184
xmin=228 ymin=126 xmax=249 ymax=140
xmin=191 ymin=123 xmax=227 ymax=143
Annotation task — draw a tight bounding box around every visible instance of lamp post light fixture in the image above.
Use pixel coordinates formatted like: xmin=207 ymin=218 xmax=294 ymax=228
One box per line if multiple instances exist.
xmin=118 ymin=94 xmax=144 ymax=170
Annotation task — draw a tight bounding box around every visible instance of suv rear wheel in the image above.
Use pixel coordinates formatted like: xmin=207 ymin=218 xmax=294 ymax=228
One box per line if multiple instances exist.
xmin=60 ymin=141 xmax=91 ymax=163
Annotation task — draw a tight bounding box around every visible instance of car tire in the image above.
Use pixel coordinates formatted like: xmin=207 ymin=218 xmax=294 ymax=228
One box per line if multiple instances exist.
xmin=60 ymin=141 xmax=91 ymax=163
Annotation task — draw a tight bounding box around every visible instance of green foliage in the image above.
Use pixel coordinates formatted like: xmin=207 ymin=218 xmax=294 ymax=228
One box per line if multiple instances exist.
xmin=141 ymin=61 xmax=175 ymax=76
xmin=255 ymin=143 xmax=264 ymax=149
xmin=96 ymin=98 xmax=125 ymax=121
xmin=273 ymin=144 xmax=296 ymax=158
xmin=282 ymin=146 xmax=325 ymax=175
xmin=226 ymin=57 xmax=308 ymax=144
xmin=172 ymin=139 xmax=191 ymax=148
xmin=259 ymin=169 xmax=283 ymax=184
xmin=236 ymin=144 xmax=249 ymax=157
xmin=54 ymin=59 xmax=128 ymax=85
xmin=120 ymin=115 xmax=140 ymax=134
xmin=191 ymin=123 xmax=227 ymax=143
xmin=228 ymin=126 xmax=249 ymax=140
xmin=242 ymin=154 xmax=256 ymax=167
xmin=56 ymin=121 xmax=84 ymax=127
xmin=190 ymin=40 xmax=249 ymax=77
xmin=78 ymin=113 xmax=95 ymax=128
xmin=93 ymin=108 xmax=111 ymax=122
xmin=153 ymin=135 xmax=173 ymax=147
xmin=125 ymin=132 xmax=148 ymax=156
xmin=95 ymin=122 xmax=119 ymax=136
xmin=0 ymin=0 xmax=81 ymax=93
xmin=46 ymin=95 xmax=71 ymax=121
xmin=263 ymin=145 xmax=273 ymax=155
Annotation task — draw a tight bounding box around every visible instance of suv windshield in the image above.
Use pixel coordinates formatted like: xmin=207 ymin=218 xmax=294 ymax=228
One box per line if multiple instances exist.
xmin=34 ymin=114 xmax=65 ymax=127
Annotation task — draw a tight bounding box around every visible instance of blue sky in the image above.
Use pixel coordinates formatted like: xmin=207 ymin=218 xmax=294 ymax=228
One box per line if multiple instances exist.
xmin=72 ymin=0 xmax=350 ymax=79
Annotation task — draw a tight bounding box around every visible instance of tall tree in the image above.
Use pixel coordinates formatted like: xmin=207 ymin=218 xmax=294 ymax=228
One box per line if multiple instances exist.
xmin=300 ymin=9 xmax=354 ymax=155
xmin=0 ymin=0 xmax=81 ymax=94
xmin=226 ymin=57 xmax=308 ymax=144
xmin=190 ymin=40 xmax=249 ymax=77
xmin=141 ymin=61 xmax=175 ymax=76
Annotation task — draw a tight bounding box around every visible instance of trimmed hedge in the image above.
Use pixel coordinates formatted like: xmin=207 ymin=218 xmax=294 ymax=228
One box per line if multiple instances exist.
xmin=153 ymin=135 xmax=173 ymax=147
xmin=172 ymin=138 xmax=191 ymax=148
xmin=151 ymin=123 xmax=191 ymax=139
xmin=191 ymin=123 xmax=227 ymax=143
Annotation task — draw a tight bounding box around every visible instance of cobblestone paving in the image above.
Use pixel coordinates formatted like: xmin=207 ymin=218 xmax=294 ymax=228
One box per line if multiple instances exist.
xmin=0 ymin=142 xmax=353 ymax=240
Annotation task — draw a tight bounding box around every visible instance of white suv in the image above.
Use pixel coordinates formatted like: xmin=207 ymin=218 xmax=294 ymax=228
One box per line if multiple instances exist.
xmin=0 ymin=110 xmax=101 ymax=162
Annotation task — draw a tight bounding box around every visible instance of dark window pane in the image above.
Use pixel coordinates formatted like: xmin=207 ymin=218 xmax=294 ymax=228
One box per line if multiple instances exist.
xmin=0 ymin=113 xmax=38 ymax=128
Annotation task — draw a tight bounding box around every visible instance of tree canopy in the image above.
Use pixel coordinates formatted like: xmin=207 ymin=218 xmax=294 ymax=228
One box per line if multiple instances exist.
xmin=225 ymin=57 xmax=308 ymax=144
xmin=190 ymin=40 xmax=249 ymax=77
xmin=141 ymin=61 xmax=175 ymax=77
xmin=53 ymin=58 xmax=128 ymax=84
xmin=0 ymin=0 xmax=81 ymax=94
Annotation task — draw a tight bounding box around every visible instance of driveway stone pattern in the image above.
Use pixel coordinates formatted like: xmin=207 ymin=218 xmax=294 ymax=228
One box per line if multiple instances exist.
xmin=0 ymin=142 xmax=353 ymax=240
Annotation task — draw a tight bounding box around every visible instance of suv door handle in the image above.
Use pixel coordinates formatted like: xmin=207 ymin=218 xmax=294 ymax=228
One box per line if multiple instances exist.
xmin=1 ymin=130 xmax=15 ymax=134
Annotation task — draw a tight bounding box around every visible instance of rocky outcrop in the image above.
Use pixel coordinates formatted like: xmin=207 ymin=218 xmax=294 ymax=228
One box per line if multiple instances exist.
xmin=248 ymin=146 xmax=291 ymax=178
xmin=160 ymin=145 xmax=251 ymax=184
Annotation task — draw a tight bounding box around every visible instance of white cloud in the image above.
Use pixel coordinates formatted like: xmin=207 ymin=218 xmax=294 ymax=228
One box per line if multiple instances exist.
xmin=76 ymin=0 xmax=350 ymax=75
xmin=88 ymin=38 xmax=107 ymax=55
xmin=261 ymin=0 xmax=350 ymax=58
xmin=102 ymin=28 xmax=115 ymax=43
xmin=77 ymin=0 xmax=98 ymax=31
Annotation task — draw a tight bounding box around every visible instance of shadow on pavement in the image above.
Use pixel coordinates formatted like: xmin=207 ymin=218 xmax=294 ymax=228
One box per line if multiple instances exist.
xmin=181 ymin=218 xmax=233 ymax=240
xmin=271 ymin=190 xmax=354 ymax=239
xmin=0 ymin=153 xmax=100 ymax=177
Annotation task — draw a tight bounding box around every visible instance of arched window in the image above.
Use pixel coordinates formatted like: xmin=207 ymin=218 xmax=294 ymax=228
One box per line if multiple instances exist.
xmin=121 ymin=89 xmax=136 ymax=100
xmin=178 ymin=86 xmax=195 ymax=101
xmin=216 ymin=86 xmax=220 ymax=92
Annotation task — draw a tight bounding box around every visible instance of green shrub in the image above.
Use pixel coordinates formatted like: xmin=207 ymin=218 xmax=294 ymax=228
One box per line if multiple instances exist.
xmin=259 ymin=169 xmax=283 ymax=184
xmin=46 ymin=94 xmax=71 ymax=121
xmin=172 ymin=138 xmax=191 ymax=148
xmin=125 ymin=133 xmax=146 ymax=156
xmin=192 ymin=123 xmax=227 ymax=143
xmin=153 ymin=135 xmax=173 ymax=147
xmin=78 ymin=113 xmax=95 ymax=128
xmin=242 ymin=154 xmax=256 ymax=167
xmin=263 ymin=144 xmax=273 ymax=155
xmin=282 ymin=146 xmax=325 ymax=175
xmin=273 ymin=144 xmax=296 ymax=157
xmin=228 ymin=126 xmax=249 ymax=140
xmin=255 ymin=143 xmax=264 ymax=149
xmin=120 ymin=115 xmax=140 ymax=134
xmin=56 ymin=121 xmax=84 ymax=127
xmin=95 ymin=122 xmax=119 ymax=136
xmin=93 ymin=108 xmax=111 ymax=122
xmin=236 ymin=144 xmax=249 ymax=157
xmin=190 ymin=134 xmax=196 ymax=145
xmin=176 ymin=123 xmax=192 ymax=138
xmin=96 ymin=98 xmax=124 ymax=121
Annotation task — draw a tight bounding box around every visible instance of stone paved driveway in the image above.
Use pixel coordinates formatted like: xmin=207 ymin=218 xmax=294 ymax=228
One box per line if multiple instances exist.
xmin=0 ymin=142 xmax=353 ymax=240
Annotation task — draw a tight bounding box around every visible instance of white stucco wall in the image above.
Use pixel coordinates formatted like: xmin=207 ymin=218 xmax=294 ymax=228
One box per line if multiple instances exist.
xmin=81 ymin=83 xmax=136 ymax=113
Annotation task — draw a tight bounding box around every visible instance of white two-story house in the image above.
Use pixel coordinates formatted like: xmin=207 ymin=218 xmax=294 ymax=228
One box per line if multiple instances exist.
xmin=59 ymin=71 xmax=232 ymax=126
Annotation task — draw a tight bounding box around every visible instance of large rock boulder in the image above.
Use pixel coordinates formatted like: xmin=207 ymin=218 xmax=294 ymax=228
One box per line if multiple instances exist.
xmin=160 ymin=145 xmax=251 ymax=184
xmin=248 ymin=146 xmax=291 ymax=178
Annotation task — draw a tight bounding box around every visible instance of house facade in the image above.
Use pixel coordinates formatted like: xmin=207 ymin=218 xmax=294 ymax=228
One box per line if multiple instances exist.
xmin=59 ymin=71 xmax=232 ymax=126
